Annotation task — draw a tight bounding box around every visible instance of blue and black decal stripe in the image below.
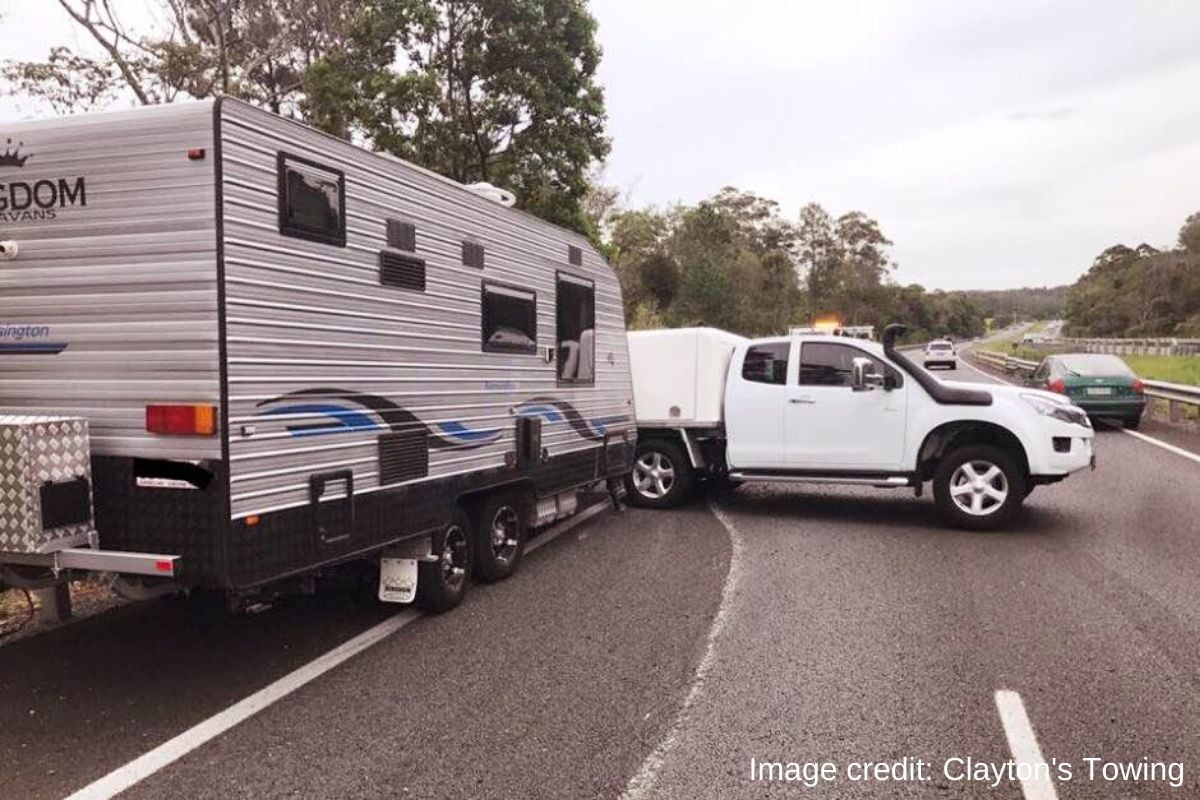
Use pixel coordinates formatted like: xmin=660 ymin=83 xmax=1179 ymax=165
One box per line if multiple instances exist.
xmin=257 ymin=389 xmax=627 ymax=447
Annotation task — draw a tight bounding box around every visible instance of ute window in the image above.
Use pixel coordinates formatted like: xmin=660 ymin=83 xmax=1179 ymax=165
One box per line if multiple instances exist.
xmin=482 ymin=282 xmax=537 ymax=354
xmin=742 ymin=343 xmax=790 ymax=385
xmin=800 ymin=342 xmax=889 ymax=387
xmin=278 ymin=153 xmax=346 ymax=246
xmin=557 ymin=274 xmax=596 ymax=384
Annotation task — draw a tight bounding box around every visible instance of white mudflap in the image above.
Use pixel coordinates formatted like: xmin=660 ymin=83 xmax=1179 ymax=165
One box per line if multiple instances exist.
xmin=378 ymin=557 xmax=419 ymax=604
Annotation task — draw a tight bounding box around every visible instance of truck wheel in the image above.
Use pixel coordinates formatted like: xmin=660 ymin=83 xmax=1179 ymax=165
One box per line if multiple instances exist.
xmin=471 ymin=492 xmax=527 ymax=583
xmin=625 ymin=439 xmax=695 ymax=509
xmin=415 ymin=510 xmax=473 ymax=612
xmin=933 ymin=445 xmax=1025 ymax=531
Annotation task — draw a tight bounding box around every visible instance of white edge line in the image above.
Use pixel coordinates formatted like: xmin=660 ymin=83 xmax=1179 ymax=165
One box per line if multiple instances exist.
xmin=65 ymin=500 xmax=613 ymax=800
xmin=964 ymin=352 xmax=1200 ymax=465
xmin=994 ymin=689 xmax=1059 ymax=800
xmin=620 ymin=498 xmax=744 ymax=800
xmin=1121 ymin=426 xmax=1200 ymax=466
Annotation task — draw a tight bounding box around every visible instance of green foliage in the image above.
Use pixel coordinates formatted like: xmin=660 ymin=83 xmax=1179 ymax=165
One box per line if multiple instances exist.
xmin=955 ymin=286 xmax=1070 ymax=325
xmin=3 ymin=0 xmax=609 ymax=236
xmin=607 ymin=189 xmax=985 ymax=341
xmin=306 ymin=0 xmax=610 ymax=234
xmin=1064 ymin=215 xmax=1200 ymax=337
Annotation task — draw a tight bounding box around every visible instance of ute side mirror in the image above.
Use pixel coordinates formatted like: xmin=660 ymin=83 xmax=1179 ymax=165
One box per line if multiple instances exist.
xmin=851 ymin=357 xmax=885 ymax=392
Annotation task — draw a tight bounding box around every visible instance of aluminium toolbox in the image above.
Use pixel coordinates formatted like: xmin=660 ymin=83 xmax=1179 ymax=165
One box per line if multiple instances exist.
xmin=0 ymin=415 xmax=96 ymax=555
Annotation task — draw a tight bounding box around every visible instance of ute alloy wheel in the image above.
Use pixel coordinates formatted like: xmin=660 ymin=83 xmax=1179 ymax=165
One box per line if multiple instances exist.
xmin=624 ymin=439 xmax=695 ymax=509
xmin=949 ymin=461 xmax=1008 ymax=516
xmin=471 ymin=492 xmax=527 ymax=583
xmin=415 ymin=510 xmax=473 ymax=613
xmin=933 ymin=445 xmax=1025 ymax=531
xmin=635 ymin=451 xmax=675 ymax=499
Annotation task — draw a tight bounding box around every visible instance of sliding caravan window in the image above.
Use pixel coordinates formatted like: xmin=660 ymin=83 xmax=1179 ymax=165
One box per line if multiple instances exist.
xmin=556 ymin=273 xmax=596 ymax=384
xmin=482 ymin=282 xmax=537 ymax=354
xmin=277 ymin=153 xmax=346 ymax=246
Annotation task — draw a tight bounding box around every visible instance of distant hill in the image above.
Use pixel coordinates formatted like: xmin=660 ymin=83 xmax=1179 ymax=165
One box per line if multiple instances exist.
xmin=950 ymin=286 xmax=1070 ymax=324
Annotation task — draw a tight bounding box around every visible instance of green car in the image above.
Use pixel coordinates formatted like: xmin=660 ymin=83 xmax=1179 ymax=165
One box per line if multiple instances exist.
xmin=1026 ymin=353 xmax=1147 ymax=428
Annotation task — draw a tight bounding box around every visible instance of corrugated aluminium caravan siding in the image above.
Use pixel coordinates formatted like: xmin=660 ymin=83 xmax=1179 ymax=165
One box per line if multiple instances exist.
xmin=0 ymin=103 xmax=221 ymax=460
xmin=219 ymin=101 xmax=634 ymax=519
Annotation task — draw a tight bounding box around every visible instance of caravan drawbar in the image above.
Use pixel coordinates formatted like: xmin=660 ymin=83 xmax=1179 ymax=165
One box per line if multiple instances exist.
xmin=0 ymin=99 xmax=635 ymax=611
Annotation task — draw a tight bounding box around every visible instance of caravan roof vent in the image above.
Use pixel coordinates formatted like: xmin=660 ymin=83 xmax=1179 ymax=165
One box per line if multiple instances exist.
xmin=466 ymin=182 xmax=517 ymax=208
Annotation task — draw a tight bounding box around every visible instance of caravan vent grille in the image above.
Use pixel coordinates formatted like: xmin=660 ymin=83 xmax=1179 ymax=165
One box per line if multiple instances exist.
xmin=379 ymin=251 xmax=427 ymax=292
xmin=568 ymin=245 xmax=583 ymax=266
xmin=386 ymin=219 xmax=417 ymax=252
xmin=462 ymin=241 xmax=485 ymax=269
xmin=378 ymin=430 xmax=429 ymax=486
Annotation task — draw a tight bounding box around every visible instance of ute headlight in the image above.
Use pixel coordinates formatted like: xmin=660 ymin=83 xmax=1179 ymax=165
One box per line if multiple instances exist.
xmin=1021 ymin=393 xmax=1091 ymax=428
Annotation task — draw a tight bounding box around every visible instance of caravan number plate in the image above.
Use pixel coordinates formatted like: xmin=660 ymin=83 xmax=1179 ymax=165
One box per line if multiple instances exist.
xmin=378 ymin=557 xmax=419 ymax=604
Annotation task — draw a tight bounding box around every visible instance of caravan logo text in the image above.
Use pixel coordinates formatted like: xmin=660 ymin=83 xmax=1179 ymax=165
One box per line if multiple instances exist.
xmin=0 ymin=139 xmax=88 ymax=223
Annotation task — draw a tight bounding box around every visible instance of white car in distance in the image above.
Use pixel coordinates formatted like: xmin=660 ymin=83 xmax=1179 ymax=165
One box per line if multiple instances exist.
xmin=924 ymin=339 xmax=958 ymax=370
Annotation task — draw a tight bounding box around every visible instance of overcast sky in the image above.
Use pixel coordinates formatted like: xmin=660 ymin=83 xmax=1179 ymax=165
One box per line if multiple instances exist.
xmin=3 ymin=0 xmax=1199 ymax=290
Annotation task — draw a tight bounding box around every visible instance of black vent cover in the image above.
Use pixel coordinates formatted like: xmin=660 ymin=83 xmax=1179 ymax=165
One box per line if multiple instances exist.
xmin=462 ymin=241 xmax=485 ymax=269
xmin=379 ymin=431 xmax=429 ymax=486
xmin=380 ymin=251 xmax=427 ymax=291
xmin=387 ymin=219 xmax=417 ymax=252
xmin=568 ymin=245 xmax=583 ymax=266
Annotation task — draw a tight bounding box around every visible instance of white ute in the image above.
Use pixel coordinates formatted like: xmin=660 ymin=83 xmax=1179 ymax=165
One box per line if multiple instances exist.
xmin=626 ymin=324 xmax=1095 ymax=530
xmin=923 ymin=339 xmax=958 ymax=370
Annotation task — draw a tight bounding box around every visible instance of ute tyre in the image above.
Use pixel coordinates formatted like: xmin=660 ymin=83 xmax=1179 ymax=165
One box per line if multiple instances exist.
xmin=415 ymin=509 xmax=473 ymax=612
xmin=472 ymin=492 xmax=527 ymax=583
xmin=624 ymin=439 xmax=695 ymax=509
xmin=933 ymin=445 xmax=1025 ymax=531
xmin=1124 ymin=414 xmax=1142 ymax=431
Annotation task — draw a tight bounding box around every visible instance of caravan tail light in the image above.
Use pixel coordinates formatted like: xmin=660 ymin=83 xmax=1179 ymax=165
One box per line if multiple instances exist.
xmin=146 ymin=404 xmax=217 ymax=436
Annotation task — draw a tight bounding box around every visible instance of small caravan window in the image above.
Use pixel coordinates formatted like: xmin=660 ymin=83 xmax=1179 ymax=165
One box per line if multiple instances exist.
xmin=278 ymin=154 xmax=345 ymax=246
xmin=482 ymin=282 xmax=537 ymax=354
xmin=557 ymin=274 xmax=596 ymax=384
xmin=742 ymin=343 xmax=789 ymax=385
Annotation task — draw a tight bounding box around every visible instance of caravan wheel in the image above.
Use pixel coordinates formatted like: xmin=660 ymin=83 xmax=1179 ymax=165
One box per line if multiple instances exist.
xmin=415 ymin=509 xmax=474 ymax=613
xmin=472 ymin=492 xmax=527 ymax=583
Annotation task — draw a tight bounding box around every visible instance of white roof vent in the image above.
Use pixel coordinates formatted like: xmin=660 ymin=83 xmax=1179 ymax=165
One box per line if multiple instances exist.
xmin=466 ymin=182 xmax=517 ymax=208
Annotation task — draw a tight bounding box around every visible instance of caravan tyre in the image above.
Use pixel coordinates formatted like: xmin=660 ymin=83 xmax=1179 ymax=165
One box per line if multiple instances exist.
xmin=415 ymin=510 xmax=474 ymax=612
xmin=472 ymin=492 xmax=527 ymax=583
xmin=624 ymin=439 xmax=694 ymax=509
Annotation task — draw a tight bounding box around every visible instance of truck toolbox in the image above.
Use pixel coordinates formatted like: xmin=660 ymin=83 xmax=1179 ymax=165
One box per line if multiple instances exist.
xmin=629 ymin=327 xmax=746 ymax=427
xmin=0 ymin=415 xmax=96 ymax=555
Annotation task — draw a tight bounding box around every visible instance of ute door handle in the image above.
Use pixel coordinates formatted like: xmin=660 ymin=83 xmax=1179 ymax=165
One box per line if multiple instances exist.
xmin=789 ymin=396 xmax=816 ymax=405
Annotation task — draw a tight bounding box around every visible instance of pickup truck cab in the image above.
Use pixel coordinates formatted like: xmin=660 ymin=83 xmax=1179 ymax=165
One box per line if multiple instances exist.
xmin=626 ymin=324 xmax=1095 ymax=530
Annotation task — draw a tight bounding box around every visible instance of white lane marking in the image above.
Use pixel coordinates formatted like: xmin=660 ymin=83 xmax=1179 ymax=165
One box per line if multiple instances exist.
xmin=65 ymin=501 xmax=611 ymax=800
xmin=1120 ymin=427 xmax=1200 ymax=466
xmin=959 ymin=354 xmax=1017 ymax=386
xmin=994 ymin=690 xmax=1059 ymax=800
xmin=964 ymin=353 xmax=1200 ymax=465
xmin=620 ymin=498 xmax=745 ymax=800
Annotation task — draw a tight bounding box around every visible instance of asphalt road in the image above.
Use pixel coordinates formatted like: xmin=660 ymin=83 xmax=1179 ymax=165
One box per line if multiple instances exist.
xmin=2 ymin=360 xmax=1198 ymax=799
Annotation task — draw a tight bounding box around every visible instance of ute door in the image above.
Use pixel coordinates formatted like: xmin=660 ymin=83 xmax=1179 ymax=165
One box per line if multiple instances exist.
xmin=725 ymin=341 xmax=792 ymax=469
xmin=785 ymin=341 xmax=907 ymax=470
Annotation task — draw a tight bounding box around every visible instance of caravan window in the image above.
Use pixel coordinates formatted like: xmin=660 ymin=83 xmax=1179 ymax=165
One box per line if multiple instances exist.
xmin=557 ymin=274 xmax=596 ymax=384
xmin=278 ymin=154 xmax=346 ymax=246
xmin=482 ymin=283 xmax=537 ymax=354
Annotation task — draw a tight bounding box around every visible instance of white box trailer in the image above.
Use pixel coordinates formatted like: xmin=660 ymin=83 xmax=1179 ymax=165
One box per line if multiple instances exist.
xmin=0 ymin=99 xmax=635 ymax=610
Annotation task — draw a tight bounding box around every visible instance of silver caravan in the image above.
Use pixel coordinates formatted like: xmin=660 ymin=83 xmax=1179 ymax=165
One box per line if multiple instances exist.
xmin=0 ymin=99 xmax=635 ymax=611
